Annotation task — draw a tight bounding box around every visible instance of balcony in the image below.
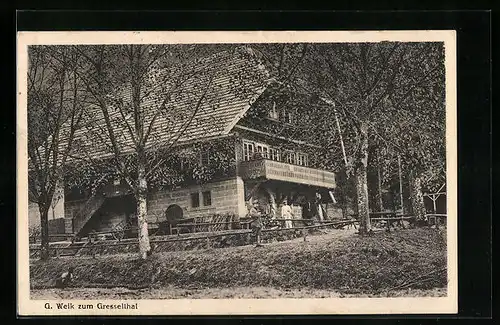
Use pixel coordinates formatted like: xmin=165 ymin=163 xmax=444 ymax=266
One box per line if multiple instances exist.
xmin=239 ymin=158 xmax=336 ymax=188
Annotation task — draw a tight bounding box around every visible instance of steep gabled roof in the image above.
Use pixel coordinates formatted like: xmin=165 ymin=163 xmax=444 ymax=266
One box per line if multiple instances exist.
xmin=68 ymin=46 xmax=271 ymax=161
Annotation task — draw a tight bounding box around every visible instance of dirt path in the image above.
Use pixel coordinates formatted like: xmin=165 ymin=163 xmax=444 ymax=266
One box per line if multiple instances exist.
xmin=31 ymin=286 xmax=447 ymax=299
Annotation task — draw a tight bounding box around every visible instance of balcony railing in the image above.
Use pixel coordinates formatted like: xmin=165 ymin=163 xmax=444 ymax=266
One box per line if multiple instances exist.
xmin=239 ymin=158 xmax=336 ymax=188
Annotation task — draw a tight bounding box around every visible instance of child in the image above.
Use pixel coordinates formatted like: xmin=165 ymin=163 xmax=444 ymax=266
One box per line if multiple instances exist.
xmin=55 ymin=267 xmax=75 ymax=289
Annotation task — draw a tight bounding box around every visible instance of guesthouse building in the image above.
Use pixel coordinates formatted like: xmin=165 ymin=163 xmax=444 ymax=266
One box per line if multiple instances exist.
xmin=28 ymin=46 xmax=339 ymax=238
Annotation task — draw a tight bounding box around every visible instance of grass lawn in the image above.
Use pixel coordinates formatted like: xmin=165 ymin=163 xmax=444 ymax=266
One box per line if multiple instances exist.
xmin=30 ymin=227 xmax=447 ymax=299
xmin=31 ymin=286 xmax=447 ymax=299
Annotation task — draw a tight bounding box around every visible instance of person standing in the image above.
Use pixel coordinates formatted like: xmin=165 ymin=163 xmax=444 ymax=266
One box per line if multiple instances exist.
xmin=249 ymin=200 xmax=264 ymax=247
xmin=281 ymin=199 xmax=294 ymax=228
xmin=315 ymin=192 xmax=324 ymax=222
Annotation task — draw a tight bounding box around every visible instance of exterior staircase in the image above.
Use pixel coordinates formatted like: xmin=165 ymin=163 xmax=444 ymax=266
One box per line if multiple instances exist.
xmin=72 ymin=193 xmax=106 ymax=237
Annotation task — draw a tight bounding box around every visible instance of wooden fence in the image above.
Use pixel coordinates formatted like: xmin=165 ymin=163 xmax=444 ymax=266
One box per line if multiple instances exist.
xmin=29 ymin=219 xmax=357 ymax=258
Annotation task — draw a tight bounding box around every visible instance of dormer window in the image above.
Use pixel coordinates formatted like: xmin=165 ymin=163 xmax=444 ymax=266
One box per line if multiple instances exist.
xmin=268 ymin=102 xmax=295 ymax=124
xmin=268 ymin=101 xmax=279 ymax=120
xmin=280 ymin=109 xmax=294 ymax=124
xmin=72 ymin=138 xmax=83 ymax=152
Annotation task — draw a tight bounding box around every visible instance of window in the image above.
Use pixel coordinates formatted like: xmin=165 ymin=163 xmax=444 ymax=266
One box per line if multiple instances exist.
xmin=243 ymin=142 xmax=254 ymax=161
xmin=281 ymin=109 xmax=294 ymax=124
xmin=269 ymin=148 xmax=281 ymax=161
xmin=199 ymin=150 xmax=210 ymax=166
xmin=243 ymin=141 xmax=286 ymax=162
xmin=268 ymin=101 xmax=279 ymax=120
xmin=271 ymin=149 xmax=281 ymax=161
xmin=281 ymin=151 xmax=308 ymax=166
xmin=297 ymin=154 xmax=304 ymax=166
xmin=281 ymin=151 xmax=288 ymax=163
xmin=179 ymin=157 xmax=190 ymax=171
xmin=302 ymin=154 xmax=309 ymax=166
xmin=296 ymin=153 xmax=309 ymax=166
xmin=190 ymin=192 xmax=200 ymax=208
xmin=202 ymin=191 xmax=212 ymax=206
xmin=262 ymin=147 xmax=269 ymax=159
xmin=255 ymin=143 xmax=269 ymax=159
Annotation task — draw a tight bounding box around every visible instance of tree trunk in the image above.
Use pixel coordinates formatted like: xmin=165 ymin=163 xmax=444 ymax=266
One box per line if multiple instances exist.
xmin=39 ymin=204 xmax=50 ymax=260
xmin=398 ymin=155 xmax=405 ymax=214
xmin=355 ymin=123 xmax=371 ymax=234
xmin=409 ymin=171 xmax=426 ymax=221
xmin=376 ymin=156 xmax=384 ymax=212
xmin=136 ymin=161 xmax=151 ymax=259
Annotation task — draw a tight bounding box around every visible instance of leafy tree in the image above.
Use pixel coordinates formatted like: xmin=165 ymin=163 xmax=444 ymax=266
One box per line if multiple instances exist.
xmin=27 ymin=46 xmax=86 ymax=259
xmin=210 ymin=43 xmax=445 ymax=226
xmin=296 ymin=42 xmax=445 ymax=233
xmin=368 ymin=43 xmax=445 ymax=219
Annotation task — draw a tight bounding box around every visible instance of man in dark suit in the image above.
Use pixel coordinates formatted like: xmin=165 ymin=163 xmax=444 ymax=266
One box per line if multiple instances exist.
xmin=249 ymin=200 xmax=264 ymax=247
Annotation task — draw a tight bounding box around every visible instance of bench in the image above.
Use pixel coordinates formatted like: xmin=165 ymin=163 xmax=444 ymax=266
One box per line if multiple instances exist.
xmin=425 ymin=214 xmax=447 ymax=228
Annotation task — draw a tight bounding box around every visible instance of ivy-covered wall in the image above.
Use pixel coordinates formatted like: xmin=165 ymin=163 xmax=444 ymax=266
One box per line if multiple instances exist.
xmin=63 ymin=136 xmax=239 ymax=200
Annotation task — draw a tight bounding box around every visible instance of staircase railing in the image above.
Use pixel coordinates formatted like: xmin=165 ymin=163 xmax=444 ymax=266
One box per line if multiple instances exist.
xmin=72 ymin=193 xmax=106 ymax=236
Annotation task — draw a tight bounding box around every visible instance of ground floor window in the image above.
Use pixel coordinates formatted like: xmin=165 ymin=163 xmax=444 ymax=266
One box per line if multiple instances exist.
xmin=191 ymin=192 xmax=200 ymax=208
xmin=202 ymin=190 xmax=212 ymax=206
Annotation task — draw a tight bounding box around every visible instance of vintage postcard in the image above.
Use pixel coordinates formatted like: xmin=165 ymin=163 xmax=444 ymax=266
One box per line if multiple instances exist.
xmin=17 ymin=30 xmax=457 ymax=315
